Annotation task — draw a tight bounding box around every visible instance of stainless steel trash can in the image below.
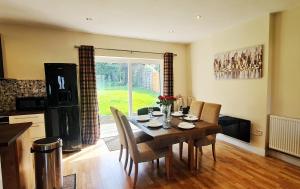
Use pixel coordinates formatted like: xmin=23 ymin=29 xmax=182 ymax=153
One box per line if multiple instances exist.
xmin=31 ymin=137 xmax=63 ymax=189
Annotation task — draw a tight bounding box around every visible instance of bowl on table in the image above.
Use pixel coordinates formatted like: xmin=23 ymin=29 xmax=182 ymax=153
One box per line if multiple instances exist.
xmin=171 ymin=111 xmax=183 ymax=117
xmin=137 ymin=115 xmax=150 ymax=122
xmin=183 ymin=115 xmax=198 ymax=121
xmin=152 ymin=111 xmax=163 ymax=117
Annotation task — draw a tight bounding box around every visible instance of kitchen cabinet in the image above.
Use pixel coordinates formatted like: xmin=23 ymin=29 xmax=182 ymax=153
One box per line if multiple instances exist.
xmin=0 ymin=123 xmax=33 ymax=189
xmin=9 ymin=113 xmax=45 ymax=142
xmin=8 ymin=113 xmax=45 ymax=189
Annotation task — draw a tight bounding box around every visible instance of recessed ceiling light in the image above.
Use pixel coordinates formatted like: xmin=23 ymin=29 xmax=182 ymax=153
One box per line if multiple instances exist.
xmin=86 ymin=17 xmax=93 ymax=21
xmin=169 ymin=29 xmax=175 ymax=33
xmin=196 ymin=15 xmax=202 ymax=20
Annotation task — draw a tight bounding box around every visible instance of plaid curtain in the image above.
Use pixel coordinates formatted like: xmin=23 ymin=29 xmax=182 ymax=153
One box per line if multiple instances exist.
xmin=79 ymin=45 xmax=100 ymax=144
xmin=163 ymin=52 xmax=174 ymax=96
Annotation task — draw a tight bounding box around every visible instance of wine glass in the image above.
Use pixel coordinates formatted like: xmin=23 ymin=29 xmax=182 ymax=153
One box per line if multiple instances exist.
xmin=179 ymin=106 xmax=183 ymax=114
xmin=148 ymin=107 xmax=154 ymax=118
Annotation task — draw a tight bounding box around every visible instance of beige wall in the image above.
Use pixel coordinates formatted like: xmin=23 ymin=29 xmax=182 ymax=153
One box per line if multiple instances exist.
xmin=271 ymin=6 xmax=300 ymax=119
xmin=0 ymin=24 xmax=188 ymax=96
xmin=188 ymin=15 xmax=271 ymax=149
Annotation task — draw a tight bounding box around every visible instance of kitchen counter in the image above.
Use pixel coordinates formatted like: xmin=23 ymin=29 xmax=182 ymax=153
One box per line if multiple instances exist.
xmin=0 ymin=122 xmax=34 ymax=189
xmin=0 ymin=122 xmax=32 ymax=147
xmin=0 ymin=110 xmax=44 ymax=116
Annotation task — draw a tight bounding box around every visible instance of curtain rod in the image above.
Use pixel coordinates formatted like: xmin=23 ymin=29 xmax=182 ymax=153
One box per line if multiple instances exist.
xmin=74 ymin=45 xmax=177 ymax=56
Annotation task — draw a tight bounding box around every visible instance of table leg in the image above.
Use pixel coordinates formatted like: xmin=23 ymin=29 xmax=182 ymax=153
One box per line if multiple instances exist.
xmin=166 ymin=145 xmax=173 ymax=179
xmin=188 ymin=139 xmax=194 ymax=170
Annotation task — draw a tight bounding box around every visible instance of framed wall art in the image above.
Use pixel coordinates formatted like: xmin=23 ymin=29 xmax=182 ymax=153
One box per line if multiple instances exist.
xmin=213 ymin=45 xmax=263 ymax=79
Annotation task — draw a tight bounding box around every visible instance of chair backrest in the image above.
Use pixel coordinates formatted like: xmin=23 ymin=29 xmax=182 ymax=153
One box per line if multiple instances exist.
xmin=189 ymin=100 xmax=204 ymax=117
xmin=137 ymin=107 xmax=160 ymax=115
xmin=110 ymin=107 xmax=127 ymax=146
xmin=200 ymin=103 xmax=222 ymax=124
xmin=118 ymin=110 xmax=140 ymax=162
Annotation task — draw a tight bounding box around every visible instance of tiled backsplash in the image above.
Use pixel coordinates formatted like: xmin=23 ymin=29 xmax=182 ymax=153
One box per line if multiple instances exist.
xmin=0 ymin=79 xmax=46 ymax=112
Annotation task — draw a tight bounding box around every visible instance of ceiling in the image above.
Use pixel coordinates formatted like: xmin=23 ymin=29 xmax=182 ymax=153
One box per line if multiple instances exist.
xmin=0 ymin=0 xmax=299 ymax=43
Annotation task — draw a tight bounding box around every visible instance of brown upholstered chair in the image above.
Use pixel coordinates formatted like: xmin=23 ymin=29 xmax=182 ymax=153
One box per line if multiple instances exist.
xmin=189 ymin=100 xmax=204 ymax=117
xmin=110 ymin=107 xmax=153 ymax=170
xmin=117 ymin=110 xmax=171 ymax=188
xmin=194 ymin=102 xmax=221 ymax=167
xmin=179 ymin=100 xmax=204 ymax=159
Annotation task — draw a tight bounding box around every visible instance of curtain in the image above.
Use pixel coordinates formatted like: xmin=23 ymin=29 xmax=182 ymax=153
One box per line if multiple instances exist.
xmin=163 ymin=52 xmax=174 ymax=96
xmin=79 ymin=45 xmax=100 ymax=144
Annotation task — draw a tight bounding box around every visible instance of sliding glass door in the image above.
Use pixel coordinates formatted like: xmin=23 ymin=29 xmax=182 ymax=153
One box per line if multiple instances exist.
xmin=95 ymin=56 xmax=163 ymax=116
xmin=96 ymin=62 xmax=129 ymax=115
xmin=131 ymin=63 xmax=161 ymax=113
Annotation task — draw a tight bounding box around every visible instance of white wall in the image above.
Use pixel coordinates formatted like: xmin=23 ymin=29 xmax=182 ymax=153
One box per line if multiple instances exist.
xmin=188 ymin=15 xmax=271 ymax=150
xmin=0 ymin=23 xmax=188 ymax=97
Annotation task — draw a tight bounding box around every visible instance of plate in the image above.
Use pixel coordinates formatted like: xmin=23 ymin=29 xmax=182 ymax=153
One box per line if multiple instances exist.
xmin=137 ymin=115 xmax=150 ymax=122
xmin=152 ymin=111 xmax=163 ymax=116
xmin=183 ymin=116 xmax=198 ymax=121
xmin=171 ymin=112 xmax=183 ymax=117
xmin=145 ymin=121 xmax=163 ymax=128
xmin=178 ymin=122 xmax=195 ymax=129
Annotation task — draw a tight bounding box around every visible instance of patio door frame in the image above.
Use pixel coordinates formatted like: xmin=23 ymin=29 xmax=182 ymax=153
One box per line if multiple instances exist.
xmin=95 ymin=56 xmax=164 ymax=116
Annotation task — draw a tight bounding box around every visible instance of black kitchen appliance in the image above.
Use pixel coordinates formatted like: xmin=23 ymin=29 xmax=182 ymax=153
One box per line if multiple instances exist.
xmin=44 ymin=63 xmax=82 ymax=152
xmin=16 ymin=97 xmax=46 ymax=111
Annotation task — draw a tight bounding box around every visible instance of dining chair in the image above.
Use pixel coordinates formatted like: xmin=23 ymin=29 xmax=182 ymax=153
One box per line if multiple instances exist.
xmin=117 ymin=110 xmax=171 ymax=188
xmin=194 ymin=102 xmax=221 ymax=167
xmin=110 ymin=107 xmax=153 ymax=170
xmin=189 ymin=100 xmax=204 ymax=117
xmin=179 ymin=100 xmax=204 ymax=159
xmin=137 ymin=107 xmax=160 ymax=115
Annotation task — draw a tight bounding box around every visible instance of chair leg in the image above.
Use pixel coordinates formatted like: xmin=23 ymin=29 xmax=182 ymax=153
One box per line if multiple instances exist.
xmin=156 ymin=159 xmax=159 ymax=169
xmin=124 ymin=149 xmax=129 ymax=170
xmin=133 ymin=163 xmax=139 ymax=188
xmin=195 ymin=146 xmax=198 ymax=170
xmin=128 ymin=158 xmax=133 ymax=176
xmin=200 ymin=146 xmax=203 ymax=155
xmin=179 ymin=142 xmax=183 ymax=160
xmin=212 ymin=143 xmax=216 ymax=161
xmin=119 ymin=144 xmax=123 ymax=162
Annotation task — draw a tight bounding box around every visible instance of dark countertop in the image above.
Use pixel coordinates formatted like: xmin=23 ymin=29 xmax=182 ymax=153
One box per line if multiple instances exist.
xmin=0 ymin=110 xmax=44 ymax=116
xmin=0 ymin=122 xmax=32 ymax=147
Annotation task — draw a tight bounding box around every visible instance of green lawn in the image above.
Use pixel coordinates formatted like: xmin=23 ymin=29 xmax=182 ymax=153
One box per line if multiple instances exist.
xmin=98 ymin=88 xmax=158 ymax=115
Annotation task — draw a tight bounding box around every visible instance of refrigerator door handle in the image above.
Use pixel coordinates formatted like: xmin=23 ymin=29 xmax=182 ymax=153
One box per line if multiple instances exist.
xmin=66 ymin=114 xmax=69 ymax=136
xmin=48 ymin=84 xmax=52 ymax=95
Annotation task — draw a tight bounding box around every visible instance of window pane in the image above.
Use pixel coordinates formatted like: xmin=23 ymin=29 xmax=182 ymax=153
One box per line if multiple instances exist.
xmin=96 ymin=63 xmax=128 ymax=115
xmin=132 ymin=63 xmax=160 ymax=114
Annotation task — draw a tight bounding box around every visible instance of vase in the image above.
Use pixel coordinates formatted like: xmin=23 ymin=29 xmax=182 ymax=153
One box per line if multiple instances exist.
xmin=162 ymin=104 xmax=172 ymax=125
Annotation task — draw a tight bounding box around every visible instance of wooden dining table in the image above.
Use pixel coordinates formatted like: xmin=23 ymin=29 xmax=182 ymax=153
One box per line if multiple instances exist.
xmin=130 ymin=116 xmax=222 ymax=177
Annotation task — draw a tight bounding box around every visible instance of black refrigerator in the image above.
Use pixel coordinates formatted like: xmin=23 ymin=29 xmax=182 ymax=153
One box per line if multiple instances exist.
xmin=44 ymin=63 xmax=82 ymax=152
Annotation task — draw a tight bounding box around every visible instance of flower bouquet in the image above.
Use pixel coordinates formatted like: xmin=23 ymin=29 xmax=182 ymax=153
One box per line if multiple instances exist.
xmin=157 ymin=95 xmax=177 ymax=124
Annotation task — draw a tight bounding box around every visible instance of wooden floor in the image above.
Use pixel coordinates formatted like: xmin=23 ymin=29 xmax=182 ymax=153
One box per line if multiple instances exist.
xmin=63 ymin=140 xmax=300 ymax=189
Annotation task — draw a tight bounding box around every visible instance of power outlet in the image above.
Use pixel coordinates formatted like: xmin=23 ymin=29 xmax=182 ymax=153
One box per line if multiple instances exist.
xmin=252 ymin=128 xmax=263 ymax=136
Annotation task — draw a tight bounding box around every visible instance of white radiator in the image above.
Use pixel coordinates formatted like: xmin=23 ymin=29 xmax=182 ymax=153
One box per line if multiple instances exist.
xmin=269 ymin=115 xmax=300 ymax=157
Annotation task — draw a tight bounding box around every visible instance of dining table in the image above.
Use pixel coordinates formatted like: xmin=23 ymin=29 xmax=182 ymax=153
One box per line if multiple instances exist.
xmin=129 ymin=115 xmax=222 ymax=177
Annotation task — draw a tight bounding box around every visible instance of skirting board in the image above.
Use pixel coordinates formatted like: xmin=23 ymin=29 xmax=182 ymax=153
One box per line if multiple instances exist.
xmin=216 ymin=134 xmax=266 ymax=156
xmin=267 ymin=149 xmax=300 ymax=167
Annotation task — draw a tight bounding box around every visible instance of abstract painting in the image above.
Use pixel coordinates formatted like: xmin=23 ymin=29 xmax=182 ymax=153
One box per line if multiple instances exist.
xmin=213 ymin=45 xmax=263 ymax=79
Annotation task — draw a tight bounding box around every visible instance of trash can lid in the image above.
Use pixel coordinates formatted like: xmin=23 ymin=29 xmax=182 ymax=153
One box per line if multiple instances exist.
xmin=32 ymin=137 xmax=63 ymax=152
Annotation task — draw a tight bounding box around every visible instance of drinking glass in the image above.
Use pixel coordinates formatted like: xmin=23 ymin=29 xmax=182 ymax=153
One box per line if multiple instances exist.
xmin=148 ymin=107 xmax=154 ymax=118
